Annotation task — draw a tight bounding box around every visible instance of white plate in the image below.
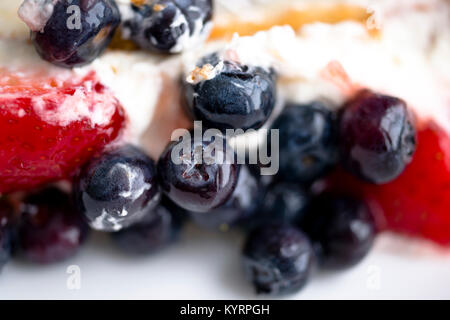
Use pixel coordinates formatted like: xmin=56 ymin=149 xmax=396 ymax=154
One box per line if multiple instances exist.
xmin=1 ymin=224 xmax=450 ymax=299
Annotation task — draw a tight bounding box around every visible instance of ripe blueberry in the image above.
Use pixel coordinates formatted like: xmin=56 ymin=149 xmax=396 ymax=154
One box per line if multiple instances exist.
xmin=340 ymin=90 xmax=417 ymax=184
xmin=120 ymin=0 xmax=213 ymax=53
xmin=243 ymin=224 xmax=314 ymax=295
xmin=74 ymin=145 xmax=161 ymax=232
xmin=189 ymin=166 xmax=259 ymax=230
xmin=300 ymin=193 xmax=377 ymax=269
xmin=271 ymin=102 xmax=339 ymax=184
xmin=20 ymin=0 xmax=121 ymax=68
xmin=158 ymin=134 xmax=239 ymax=213
xmin=184 ymin=53 xmax=277 ymax=131
xmin=18 ymin=188 xmax=89 ymax=264
xmin=111 ymin=197 xmax=185 ymax=255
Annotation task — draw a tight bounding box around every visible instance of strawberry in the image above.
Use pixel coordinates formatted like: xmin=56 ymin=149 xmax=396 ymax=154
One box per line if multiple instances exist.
xmin=0 ymin=69 xmax=126 ymax=193
xmin=327 ymin=122 xmax=450 ymax=246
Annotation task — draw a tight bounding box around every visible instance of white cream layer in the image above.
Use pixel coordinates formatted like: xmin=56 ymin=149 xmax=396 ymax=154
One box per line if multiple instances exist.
xmin=0 ymin=0 xmax=449 ymax=145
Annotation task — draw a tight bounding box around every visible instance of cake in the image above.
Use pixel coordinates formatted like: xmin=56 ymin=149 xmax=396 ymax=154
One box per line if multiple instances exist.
xmin=0 ymin=0 xmax=449 ymax=296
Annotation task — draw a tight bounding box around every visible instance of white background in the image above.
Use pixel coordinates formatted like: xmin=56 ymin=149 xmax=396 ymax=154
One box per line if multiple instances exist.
xmin=1 ymin=224 xmax=450 ymax=300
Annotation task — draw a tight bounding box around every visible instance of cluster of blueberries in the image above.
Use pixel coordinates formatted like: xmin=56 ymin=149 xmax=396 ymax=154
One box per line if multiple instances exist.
xmin=0 ymin=64 xmax=417 ymax=295
xmin=23 ymin=0 xmax=214 ymax=68
xmin=3 ymin=0 xmax=418 ymax=295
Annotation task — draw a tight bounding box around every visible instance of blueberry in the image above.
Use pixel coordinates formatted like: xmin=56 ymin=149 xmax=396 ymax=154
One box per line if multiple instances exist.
xmin=184 ymin=53 xmax=277 ymax=131
xmin=18 ymin=188 xmax=89 ymax=264
xmin=121 ymin=0 xmax=213 ymax=53
xmin=247 ymin=162 xmax=277 ymax=188
xmin=74 ymin=145 xmax=161 ymax=232
xmin=111 ymin=197 xmax=185 ymax=255
xmin=0 ymin=228 xmax=12 ymax=272
xmin=247 ymin=182 xmax=310 ymax=229
xmin=0 ymin=197 xmax=15 ymax=229
xmin=243 ymin=224 xmax=314 ymax=295
xmin=189 ymin=166 xmax=259 ymax=230
xmin=271 ymin=102 xmax=339 ymax=184
xmin=340 ymin=90 xmax=417 ymax=184
xmin=158 ymin=134 xmax=239 ymax=213
xmin=20 ymin=0 xmax=121 ymax=68
xmin=300 ymin=193 xmax=376 ymax=269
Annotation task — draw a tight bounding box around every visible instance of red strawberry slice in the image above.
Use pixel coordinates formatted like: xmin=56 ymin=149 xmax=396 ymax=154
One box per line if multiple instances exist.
xmin=0 ymin=69 xmax=126 ymax=193
xmin=326 ymin=122 xmax=450 ymax=246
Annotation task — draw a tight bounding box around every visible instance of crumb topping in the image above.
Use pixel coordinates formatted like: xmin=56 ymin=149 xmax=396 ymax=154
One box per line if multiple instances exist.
xmin=186 ymin=61 xmax=224 ymax=84
xmin=153 ymin=4 xmax=166 ymax=12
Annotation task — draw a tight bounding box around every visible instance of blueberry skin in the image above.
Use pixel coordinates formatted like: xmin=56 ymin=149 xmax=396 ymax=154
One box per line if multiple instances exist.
xmin=158 ymin=136 xmax=239 ymax=213
xmin=243 ymin=224 xmax=314 ymax=295
xmin=0 ymin=228 xmax=12 ymax=272
xmin=74 ymin=145 xmax=161 ymax=232
xmin=189 ymin=166 xmax=260 ymax=230
xmin=111 ymin=197 xmax=185 ymax=255
xmin=246 ymin=182 xmax=310 ymax=229
xmin=340 ymin=90 xmax=417 ymax=184
xmin=18 ymin=188 xmax=89 ymax=264
xmin=31 ymin=0 xmax=121 ymax=68
xmin=300 ymin=193 xmax=376 ymax=269
xmin=0 ymin=197 xmax=15 ymax=229
xmin=271 ymin=102 xmax=339 ymax=184
xmin=121 ymin=0 xmax=213 ymax=53
xmin=185 ymin=54 xmax=277 ymax=131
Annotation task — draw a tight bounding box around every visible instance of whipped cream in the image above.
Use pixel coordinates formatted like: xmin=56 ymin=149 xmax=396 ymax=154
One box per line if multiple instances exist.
xmin=0 ymin=0 xmax=449 ymax=146
xmin=185 ymin=0 xmax=450 ymax=132
xmin=18 ymin=0 xmax=57 ymax=32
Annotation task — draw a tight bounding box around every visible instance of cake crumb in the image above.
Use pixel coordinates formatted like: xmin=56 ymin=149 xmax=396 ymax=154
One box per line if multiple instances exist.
xmin=186 ymin=62 xmax=224 ymax=85
xmin=153 ymin=4 xmax=166 ymax=12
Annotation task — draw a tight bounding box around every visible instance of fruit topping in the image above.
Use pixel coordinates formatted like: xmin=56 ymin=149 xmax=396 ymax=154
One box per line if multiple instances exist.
xmin=74 ymin=145 xmax=161 ymax=232
xmin=18 ymin=188 xmax=89 ymax=264
xmin=0 ymin=227 xmax=12 ymax=272
xmin=340 ymin=89 xmax=417 ymax=184
xmin=19 ymin=0 xmax=121 ymax=68
xmin=248 ymin=182 xmax=310 ymax=228
xmin=328 ymin=123 xmax=450 ymax=246
xmin=243 ymin=223 xmax=314 ymax=295
xmin=189 ymin=165 xmax=259 ymax=230
xmin=300 ymin=193 xmax=376 ymax=269
xmin=271 ymin=101 xmax=338 ymax=184
xmin=120 ymin=0 xmax=213 ymax=53
xmin=158 ymin=133 xmax=239 ymax=213
xmin=184 ymin=53 xmax=277 ymax=131
xmin=0 ymin=71 xmax=126 ymax=194
xmin=111 ymin=197 xmax=185 ymax=255
xmin=0 ymin=197 xmax=15 ymax=229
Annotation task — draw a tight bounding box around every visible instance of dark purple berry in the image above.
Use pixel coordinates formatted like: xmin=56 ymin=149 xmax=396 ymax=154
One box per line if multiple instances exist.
xmin=74 ymin=145 xmax=161 ymax=232
xmin=19 ymin=0 xmax=121 ymax=68
xmin=271 ymin=102 xmax=339 ymax=184
xmin=340 ymin=90 xmax=417 ymax=184
xmin=247 ymin=182 xmax=310 ymax=229
xmin=121 ymin=0 xmax=213 ymax=53
xmin=185 ymin=53 xmax=277 ymax=131
xmin=18 ymin=188 xmax=89 ymax=264
xmin=111 ymin=197 xmax=185 ymax=255
xmin=243 ymin=224 xmax=314 ymax=295
xmin=158 ymin=134 xmax=239 ymax=212
xmin=189 ymin=166 xmax=259 ymax=230
xmin=300 ymin=193 xmax=376 ymax=269
xmin=0 ymin=197 xmax=15 ymax=229
xmin=0 ymin=227 xmax=12 ymax=272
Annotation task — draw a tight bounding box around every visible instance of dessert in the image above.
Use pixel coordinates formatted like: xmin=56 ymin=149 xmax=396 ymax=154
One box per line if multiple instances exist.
xmin=243 ymin=223 xmax=314 ymax=296
xmin=17 ymin=188 xmax=89 ymax=264
xmin=0 ymin=0 xmax=448 ymax=297
xmin=74 ymin=144 xmax=161 ymax=231
xmin=271 ymin=101 xmax=339 ymax=184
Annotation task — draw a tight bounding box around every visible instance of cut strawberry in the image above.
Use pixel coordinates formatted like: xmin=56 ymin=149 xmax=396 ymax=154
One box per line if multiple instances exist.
xmin=326 ymin=122 xmax=450 ymax=246
xmin=0 ymin=69 xmax=126 ymax=193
